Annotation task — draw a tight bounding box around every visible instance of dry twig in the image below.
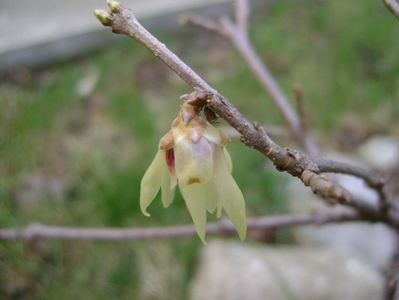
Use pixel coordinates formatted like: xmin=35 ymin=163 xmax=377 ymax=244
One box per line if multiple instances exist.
xmin=0 ymin=212 xmax=362 ymax=241
xmin=315 ymin=158 xmax=389 ymax=213
xmin=293 ymin=85 xmax=308 ymax=138
xmin=235 ymin=0 xmax=249 ymax=34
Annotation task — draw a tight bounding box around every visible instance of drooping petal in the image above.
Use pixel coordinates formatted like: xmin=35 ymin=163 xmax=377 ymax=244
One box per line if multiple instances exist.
xmin=213 ymin=147 xmax=231 ymax=217
xmin=214 ymin=147 xmax=247 ymax=240
xmin=223 ymin=147 xmax=233 ymax=173
xmin=204 ymin=181 xmax=219 ymax=214
xmin=174 ymin=136 xmax=214 ymax=185
xmin=216 ymin=199 xmax=223 ymax=219
xmin=161 ymin=167 xmax=175 ymax=208
xmin=169 ymin=171 xmax=178 ymax=189
xmin=140 ymin=150 xmax=167 ymax=216
xmin=179 ymin=183 xmax=208 ymax=243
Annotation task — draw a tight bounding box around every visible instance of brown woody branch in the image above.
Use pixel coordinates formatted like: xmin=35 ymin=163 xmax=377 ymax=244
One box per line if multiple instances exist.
xmin=0 ymin=211 xmax=362 ymax=241
xmin=384 ymin=0 xmax=399 ymax=20
xmin=93 ymin=2 xmax=395 ymax=227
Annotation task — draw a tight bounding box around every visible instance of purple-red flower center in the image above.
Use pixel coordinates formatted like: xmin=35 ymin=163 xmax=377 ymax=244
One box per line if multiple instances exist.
xmin=166 ymin=148 xmax=175 ymax=172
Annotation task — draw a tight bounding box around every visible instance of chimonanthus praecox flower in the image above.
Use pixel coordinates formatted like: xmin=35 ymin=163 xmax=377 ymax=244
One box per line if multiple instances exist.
xmin=140 ymin=103 xmax=246 ymax=243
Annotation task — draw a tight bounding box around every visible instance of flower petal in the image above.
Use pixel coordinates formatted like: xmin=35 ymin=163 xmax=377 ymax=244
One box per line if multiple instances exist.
xmin=169 ymin=171 xmax=178 ymax=189
xmin=174 ymin=137 xmax=214 ymax=185
xmin=223 ymin=147 xmax=233 ymax=173
xmin=204 ymin=181 xmax=219 ymax=214
xmin=216 ymin=199 xmax=223 ymax=219
xmin=140 ymin=150 xmax=167 ymax=216
xmin=214 ymin=148 xmax=247 ymax=240
xmin=179 ymin=182 xmax=208 ymax=243
xmin=161 ymin=167 xmax=175 ymax=208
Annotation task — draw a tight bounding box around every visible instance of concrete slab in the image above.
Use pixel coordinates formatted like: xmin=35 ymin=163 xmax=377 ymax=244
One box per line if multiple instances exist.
xmin=0 ymin=0 xmax=231 ymax=71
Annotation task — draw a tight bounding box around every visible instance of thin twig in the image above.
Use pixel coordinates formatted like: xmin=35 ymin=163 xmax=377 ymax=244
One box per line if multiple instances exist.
xmin=235 ymin=0 xmax=249 ymax=34
xmin=316 ymin=158 xmax=389 ymax=213
xmin=0 ymin=211 xmax=363 ymax=241
xmin=293 ymin=85 xmax=308 ymax=137
xmin=180 ymin=15 xmax=227 ymax=37
xmin=384 ymin=0 xmax=399 ymax=20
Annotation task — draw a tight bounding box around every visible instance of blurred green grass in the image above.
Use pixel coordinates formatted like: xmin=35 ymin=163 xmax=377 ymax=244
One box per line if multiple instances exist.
xmin=1 ymin=1 xmax=399 ymax=299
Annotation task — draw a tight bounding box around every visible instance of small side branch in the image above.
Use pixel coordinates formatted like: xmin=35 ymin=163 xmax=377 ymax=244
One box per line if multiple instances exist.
xmin=293 ymin=85 xmax=309 ymax=138
xmin=235 ymin=0 xmax=249 ymax=34
xmin=316 ymin=159 xmax=385 ymax=191
xmin=316 ymin=158 xmax=389 ymax=213
xmin=0 ymin=211 xmax=362 ymax=241
xmin=180 ymin=15 xmax=227 ymax=37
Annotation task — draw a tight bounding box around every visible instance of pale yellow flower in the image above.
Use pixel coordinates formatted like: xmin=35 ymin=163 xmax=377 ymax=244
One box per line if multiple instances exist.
xmin=140 ymin=103 xmax=246 ymax=242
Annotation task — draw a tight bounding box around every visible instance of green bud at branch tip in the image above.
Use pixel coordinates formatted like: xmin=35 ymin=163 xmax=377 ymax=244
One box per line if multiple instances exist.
xmin=94 ymin=9 xmax=112 ymax=26
xmin=107 ymin=0 xmax=121 ymax=12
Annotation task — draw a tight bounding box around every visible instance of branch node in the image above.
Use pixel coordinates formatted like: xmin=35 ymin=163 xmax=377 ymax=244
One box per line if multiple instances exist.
xmin=252 ymin=121 xmax=263 ymax=131
xmin=286 ymin=148 xmax=301 ymax=161
xmin=301 ymin=170 xmax=351 ymax=203
xmin=181 ymin=89 xmax=212 ymax=109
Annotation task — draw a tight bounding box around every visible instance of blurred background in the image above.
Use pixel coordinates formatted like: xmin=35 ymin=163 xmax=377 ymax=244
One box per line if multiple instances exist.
xmin=1 ymin=0 xmax=399 ymax=299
